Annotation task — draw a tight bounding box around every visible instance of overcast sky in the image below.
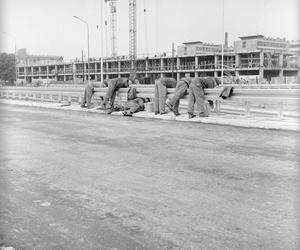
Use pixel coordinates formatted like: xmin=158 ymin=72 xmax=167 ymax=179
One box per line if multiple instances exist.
xmin=0 ymin=0 xmax=299 ymax=60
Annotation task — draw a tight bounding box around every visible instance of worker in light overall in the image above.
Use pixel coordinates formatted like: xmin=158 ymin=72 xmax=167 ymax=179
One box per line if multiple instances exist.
xmin=165 ymin=77 xmax=192 ymax=116
xmin=122 ymin=86 xmax=146 ymax=116
xmin=123 ymin=98 xmax=148 ymax=116
xmin=102 ymin=77 xmax=133 ymax=114
xmin=81 ymin=81 xmax=108 ymax=108
xmin=154 ymin=77 xmax=177 ymax=115
xmin=187 ymin=77 xmax=220 ymax=118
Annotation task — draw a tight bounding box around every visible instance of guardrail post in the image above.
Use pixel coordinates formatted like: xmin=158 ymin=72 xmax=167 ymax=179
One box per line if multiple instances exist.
xmin=215 ymin=100 xmax=221 ymax=113
xmin=245 ymin=101 xmax=250 ymax=117
xmin=204 ymin=101 xmax=210 ymax=116
xmin=78 ymin=96 xmax=83 ymax=104
xmin=278 ymin=102 xmax=283 ymax=120
xmin=117 ymin=92 xmax=122 ymax=106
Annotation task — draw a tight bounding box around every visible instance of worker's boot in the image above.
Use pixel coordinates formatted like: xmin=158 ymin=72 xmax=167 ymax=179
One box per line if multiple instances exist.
xmin=86 ymin=103 xmax=94 ymax=109
xmin=96 ymin=102 xmax=106 ymax=110
xmin=106 ymin=108 xmax=113 ymax=115
xmin=188 ymin=112 xmax=195 ymax=119
xmin=173 ymin=111 xmax=180 ymax=116
xmin=165 ymin=100 xmax=175 ymax=112
xmin=199 ymin=112 xmax=208 ymax=117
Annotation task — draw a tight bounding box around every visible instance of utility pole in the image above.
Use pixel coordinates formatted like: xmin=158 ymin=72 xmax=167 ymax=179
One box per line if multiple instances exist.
xmin=82 ymin=50 xmax=85 ymax=82
xmin=100 ymin=0 xmax=104 ymax=83
xmin=73 ymin=16 xmax=90 ymax=82
xmin=172 ymin=42 xmax=175 ymax=79
xmin=221 ymin=0 xmax=224 ymax=85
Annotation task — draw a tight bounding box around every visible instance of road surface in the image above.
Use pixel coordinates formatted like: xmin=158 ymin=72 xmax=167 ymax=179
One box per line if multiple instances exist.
xmin=0 ymin=104 xmax=299 ymax=250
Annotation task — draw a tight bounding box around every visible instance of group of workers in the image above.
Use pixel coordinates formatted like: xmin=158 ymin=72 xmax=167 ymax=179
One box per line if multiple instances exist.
xmin=81 ymin=76 xmax=220 ymax=118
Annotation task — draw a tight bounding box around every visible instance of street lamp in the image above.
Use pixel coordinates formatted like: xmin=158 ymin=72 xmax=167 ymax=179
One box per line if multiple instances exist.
xmin=2 ymin=32 xmax=17 ymax=85
xmin=73 ymin=15 xmax=90 ymax=82
xmin=221 ymin=0 xmax=224 ymax=85
xmin=100 ymin=0 xmax=104 ymax=83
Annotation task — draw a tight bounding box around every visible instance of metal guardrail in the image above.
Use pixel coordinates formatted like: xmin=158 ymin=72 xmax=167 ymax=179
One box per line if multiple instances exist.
xmin=5 ymin=83 xmax=300 ymax=89
xmin=1 ymin=86 xmax=299 ymax=119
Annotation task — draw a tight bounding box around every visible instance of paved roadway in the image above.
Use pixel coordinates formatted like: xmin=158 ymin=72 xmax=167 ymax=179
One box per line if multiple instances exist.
xmin=0 ymin=104 xmax=299 ymax=250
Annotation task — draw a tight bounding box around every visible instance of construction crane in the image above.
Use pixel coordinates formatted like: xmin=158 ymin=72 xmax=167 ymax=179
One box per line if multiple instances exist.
xmin=105 ymin=0 xmax=118 ymax=58
xmin=129 ymin=0 xmax=137 ymax=75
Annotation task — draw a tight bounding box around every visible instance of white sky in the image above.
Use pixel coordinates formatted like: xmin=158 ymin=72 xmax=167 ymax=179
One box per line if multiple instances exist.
xmin=0 ymin=0 xmax=299 ymax=60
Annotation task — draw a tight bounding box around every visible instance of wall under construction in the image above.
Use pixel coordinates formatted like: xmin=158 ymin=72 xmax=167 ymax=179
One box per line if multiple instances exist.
xmin=16 ymin=50 xmax=299 ymax=84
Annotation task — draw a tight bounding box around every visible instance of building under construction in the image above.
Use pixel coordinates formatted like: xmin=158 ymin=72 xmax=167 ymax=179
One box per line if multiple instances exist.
xmin=16 ymin=35 xmax=300 ymax=84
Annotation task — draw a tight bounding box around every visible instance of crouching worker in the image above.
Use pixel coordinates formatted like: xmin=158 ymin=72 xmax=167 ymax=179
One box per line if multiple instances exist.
xmin=101 ymin=77 xmax=133 ymax=114
xmin=154 ymin=77 xmax=177 ymax=115
xmin=122 ymin=87 xmax=149 ymax=116
xmin=165 ymin=77 xmax=192 ymax=116
xmin=81 ymin=81 xmax=108 ymax=108
xmin=187 ymin=77 xmax=220 ymax=118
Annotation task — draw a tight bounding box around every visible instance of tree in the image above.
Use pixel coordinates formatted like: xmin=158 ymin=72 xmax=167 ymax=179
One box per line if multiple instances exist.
xmin=0 ymin=53 xmax=16 ymax=85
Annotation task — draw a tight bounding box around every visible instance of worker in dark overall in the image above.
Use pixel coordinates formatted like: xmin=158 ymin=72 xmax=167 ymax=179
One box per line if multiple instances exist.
xmin=165 ymin=77 xmax=192 ymax=116
xmin=102 ymin=77 xmax=133 ymax=114
xmin=187 ymin=77 xmax=220 ymax=118
xmin=154 ymin=77 xmax=177 ymax=114
xmin=81 ymin=81 xmax=108 ymax=108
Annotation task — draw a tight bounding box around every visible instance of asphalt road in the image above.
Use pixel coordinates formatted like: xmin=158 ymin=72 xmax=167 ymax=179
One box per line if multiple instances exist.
xmin=0 ymin=104 xmax=299 ymax=250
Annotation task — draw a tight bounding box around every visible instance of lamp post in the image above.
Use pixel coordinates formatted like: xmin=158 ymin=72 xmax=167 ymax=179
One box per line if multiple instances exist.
xmin=221 ymin=0 xmax=224 ymax=85
xmin=100 ymin=0 xmax=104 ymax=83
xmin=2 ymin=32 xmax=17 ymax=85
xmin=73 ymin=15 xmax=90 ymax=82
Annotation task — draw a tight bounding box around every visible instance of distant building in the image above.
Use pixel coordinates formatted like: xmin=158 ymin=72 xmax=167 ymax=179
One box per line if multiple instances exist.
xmin=177 ymin=41 xmax=233 ymax=56
xmin=234 ymin=35 xmax=288 ymax=52
xmin=16 ymin=48 xmax=63 ymax=66
xmin=288 ymin=41 xmax=300 ymax=53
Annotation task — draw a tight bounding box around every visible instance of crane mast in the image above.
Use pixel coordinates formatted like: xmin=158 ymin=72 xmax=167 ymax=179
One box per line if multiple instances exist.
xmin=129 ymin=0 xmax=137 ymax=73
xmin=105 ymin=0 xmax=118 ymax=58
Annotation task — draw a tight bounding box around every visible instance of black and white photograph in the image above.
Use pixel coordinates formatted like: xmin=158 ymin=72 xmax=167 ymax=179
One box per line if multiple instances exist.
xmin=0 ymin=0 xmax=299 ymax=249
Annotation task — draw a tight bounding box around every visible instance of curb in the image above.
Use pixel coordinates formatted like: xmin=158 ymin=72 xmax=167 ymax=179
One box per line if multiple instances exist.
xmin=0 ymin=99 xmax=299 ymax=132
